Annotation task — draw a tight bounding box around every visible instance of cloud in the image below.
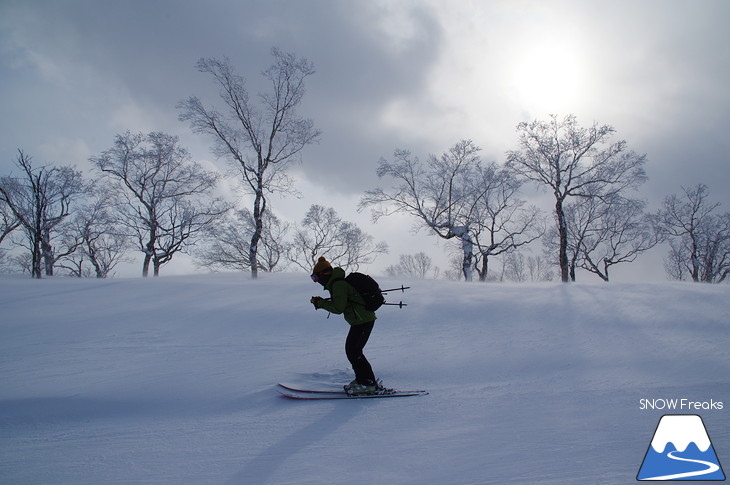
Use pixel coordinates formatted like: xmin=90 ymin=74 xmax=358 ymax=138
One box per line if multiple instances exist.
xmin=1 ymin=0 xmax=728 ymax=279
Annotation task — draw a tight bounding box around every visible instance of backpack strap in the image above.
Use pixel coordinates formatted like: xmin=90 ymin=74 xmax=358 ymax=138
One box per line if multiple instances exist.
xmin=330 ymin=276 xmax=356 ymax=294
xmin=329 ymin=276 xmax=365 ymax=304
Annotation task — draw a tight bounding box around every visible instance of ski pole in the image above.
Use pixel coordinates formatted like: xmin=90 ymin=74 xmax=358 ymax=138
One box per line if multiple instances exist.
xmin=382 ymin=301 xmax=407 ymax=308
xmin=380 ymin=285 xmax=411 ymax=294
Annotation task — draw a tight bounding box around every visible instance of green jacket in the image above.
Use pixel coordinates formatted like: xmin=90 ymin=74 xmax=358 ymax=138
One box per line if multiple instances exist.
xmin=315 ymin=267 xmax=377 ymax=325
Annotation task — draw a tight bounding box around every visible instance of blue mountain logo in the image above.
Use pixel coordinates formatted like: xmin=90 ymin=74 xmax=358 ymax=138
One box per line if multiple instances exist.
xmin=638 ymin=414 xmax=725 ymax=481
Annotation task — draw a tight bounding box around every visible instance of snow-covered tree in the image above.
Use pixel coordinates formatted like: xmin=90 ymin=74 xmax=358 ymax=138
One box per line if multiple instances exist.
xmin=363 ymin=140 xmax=543 ymax=282
xmin=289 ymin=204 xmax=387 ymax=272
xmin=179 ymin=49 xmax=321 ymax=279
xmin=506 ymin=115 xmax=647 ymax=282
xmin=92 ymin=132 xmax=230 ymax=277
xmin=361 ymin=140 xmax=482 ymax=281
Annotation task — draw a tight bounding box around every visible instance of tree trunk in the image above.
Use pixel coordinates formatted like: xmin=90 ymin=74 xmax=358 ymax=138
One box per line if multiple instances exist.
xmin=42 ymin=234 xmax=54 ymax=276
xmin=249 ymin=185 xmax=265 ymax=279
xmin=478 ymin=255 xmax=489 ymax=282
xmin=462 ymin=239 xmax=473 ymax=282
xmin=31 ymin=238 xmax=43 ymax=279
xmin=142 ymin=223 xmax=157 ymax=277
xmin=142 ymin=255 xmax=150 ymax=277
xmin=556 ymin=198 xmax=570 ymax=282
xmin=142 ymin=245 xmax=154 ymax=277
xmin=91 ymin=257 xmax=104 ymax=279
xmin=589 ymin=260 xmax=609 ymax=282
xmin=249 ymin=233 xmax=260 ymax=279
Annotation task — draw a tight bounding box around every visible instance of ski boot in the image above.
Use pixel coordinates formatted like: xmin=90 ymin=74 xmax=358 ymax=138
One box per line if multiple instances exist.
xmin=344 ymin=379 xmax=379 ymax=396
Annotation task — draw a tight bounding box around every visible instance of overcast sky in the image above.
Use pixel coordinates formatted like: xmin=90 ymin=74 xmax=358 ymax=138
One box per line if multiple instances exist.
xmin=1 ymin=0 xmax=728 ymax=280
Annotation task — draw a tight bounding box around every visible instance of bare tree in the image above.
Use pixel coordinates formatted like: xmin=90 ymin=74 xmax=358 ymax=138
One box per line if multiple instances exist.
xmin=92 ymin=132 xmax=230 ymax=277
xmin=506 ymin=115 xmax=647 ymax=282
xmin=289 ymin=204 xmax=388 ymax=272
xmin=290 ymin=204 xmax=341 ymax=271
xmin=527 ymin=254 xmax=555 ymax=282
xmin=545 ymin=198 xmax=595 ymax=282
xmin=195 ymin=208 xmax=289 ymax=272
xmin=0 ymin=150 xmax=86 ymax=278
xmin=254 ymin=211 xmax=290 ymax=272
xmin=503 ymin=251 xmax=556 ymax=283
xmin=577 ymin=195 xmax=660 ymax=281
xmin=0 ymin=197 xmax=20 ymax=268
xmin=546 ymin=194 xmax=620 ymax=281
xmin=385 ymin=252 xmax=433 ymax=278
xmin=362 ymin=140 xmax=543 ymax=282
xmin=361 ymin=140 xmax=482 ymax=281
xmin=664 ymin=243 xmax=687 ymax=281
xmin=658 ymin=184 xmax=729 ymax=283
xmin=67 ymin=188 xmax=131 ymax=278
xmin=0 ymin=197 xmax=20 ymax=245
xmin=179 ymin=49 xmax=321 ymax=278
xmin=503 ymin=252 xmax=527 ymax=282
xmin=5 ymin=252 xmax=32 ymax=275
xmin=470 ymin=163 xmax=545 ymax=281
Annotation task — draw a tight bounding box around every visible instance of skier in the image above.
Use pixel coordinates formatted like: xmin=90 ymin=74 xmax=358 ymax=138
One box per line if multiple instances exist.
xmin=309 ymin=256 xmax=380 ymax=395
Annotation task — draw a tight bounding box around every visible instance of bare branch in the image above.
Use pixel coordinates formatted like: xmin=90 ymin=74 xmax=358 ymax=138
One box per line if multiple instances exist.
xmin=179 ymin=50 xmax=320 ymax=278
xmin=92 ymin=132 xmax=230 ymax=277
xmin=506 ymin=114 xmax=647 ymax=282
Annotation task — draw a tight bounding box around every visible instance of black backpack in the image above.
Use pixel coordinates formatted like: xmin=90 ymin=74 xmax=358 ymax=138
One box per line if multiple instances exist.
xmin=335 ymin=272 xmax=385 ymax=312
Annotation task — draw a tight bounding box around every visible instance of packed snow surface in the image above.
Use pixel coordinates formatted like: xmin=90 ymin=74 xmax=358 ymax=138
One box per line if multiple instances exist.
xmin=1 ymin=273 xmax=728 ymax=484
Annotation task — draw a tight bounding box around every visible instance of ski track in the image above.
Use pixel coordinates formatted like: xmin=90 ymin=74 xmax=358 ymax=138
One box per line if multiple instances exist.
xmin=1 ymin=274 xmax=728 ymax=484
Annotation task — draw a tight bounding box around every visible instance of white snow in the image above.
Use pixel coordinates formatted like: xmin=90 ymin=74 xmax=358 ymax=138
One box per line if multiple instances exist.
xmin=650 ymin=415 xmax=711 ymax=453
xmin=1 ymin=273 xmax=728 ymax=484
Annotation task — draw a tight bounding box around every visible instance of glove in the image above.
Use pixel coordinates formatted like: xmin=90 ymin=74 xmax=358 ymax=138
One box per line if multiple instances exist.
xmin=310 ymin=296 xmax=323 ymax=309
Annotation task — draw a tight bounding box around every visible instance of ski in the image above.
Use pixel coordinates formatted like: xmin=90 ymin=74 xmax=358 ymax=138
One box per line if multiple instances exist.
xmin=278 ymin=383 xmax=428 ymax=396
xmin=278 ymin=383 xmax=348 ymax=394
xmin=277 ymin=389 xmax=428 ymax=400
xmin=277 ymin=383 xmax=428 ymax=400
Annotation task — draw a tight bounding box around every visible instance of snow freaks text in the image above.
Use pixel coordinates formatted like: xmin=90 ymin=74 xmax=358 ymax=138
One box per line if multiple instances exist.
xmin=639 ymin=398 xmax=724 ymax=411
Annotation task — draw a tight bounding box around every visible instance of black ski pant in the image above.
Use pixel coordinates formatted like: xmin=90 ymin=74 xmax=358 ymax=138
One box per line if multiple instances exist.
xmin=345 ymin=321 xmax=376 ymax=386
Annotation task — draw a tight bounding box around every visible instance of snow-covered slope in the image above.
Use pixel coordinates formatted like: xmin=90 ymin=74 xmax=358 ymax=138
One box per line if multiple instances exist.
xmin=1 ymin=273 xmax=728 ymax=484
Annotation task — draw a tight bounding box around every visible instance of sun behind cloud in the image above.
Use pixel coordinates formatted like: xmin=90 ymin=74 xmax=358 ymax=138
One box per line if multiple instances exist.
xmin=509 ymin=35 xmax=586 ymax=116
